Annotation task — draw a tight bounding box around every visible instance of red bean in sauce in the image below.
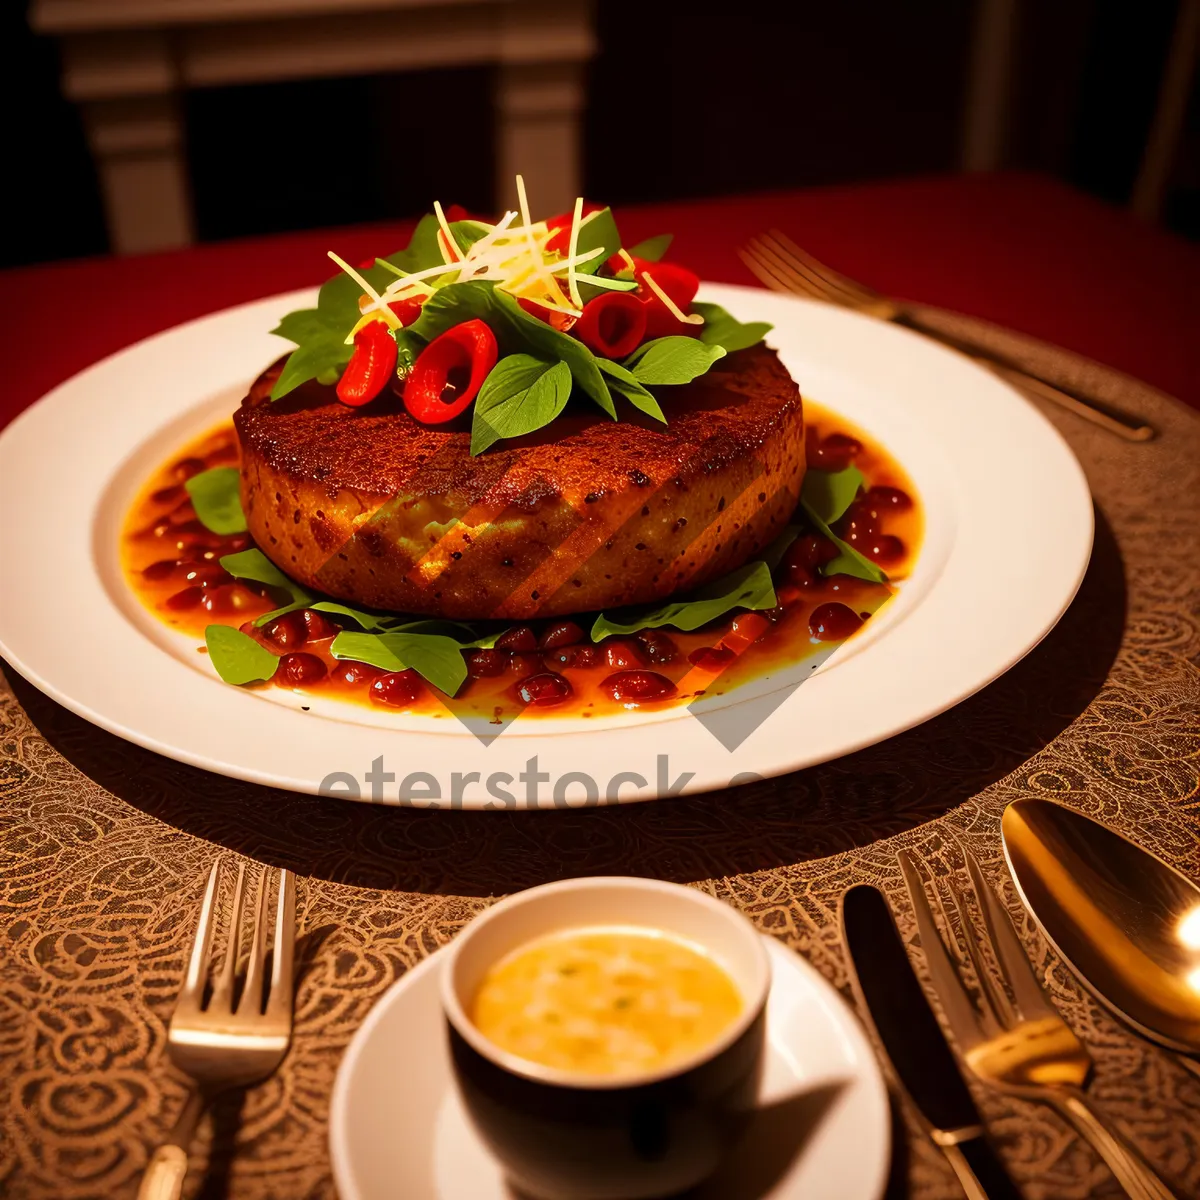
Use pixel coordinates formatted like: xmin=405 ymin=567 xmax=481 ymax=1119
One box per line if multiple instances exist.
xmin=688 ymin=646 xmax=736 ymax=670
xmin=496 ymin=625 xmax=538 ymax=652
xmin=539 ymin=621 xmax=584 ymax=649
xmin=371 ymin=669 xmax=422 ymax=707
xmin=808 ymin=602 xmax=863 ymax=641
xmin=275 ymin=652 xmax=327 ymax=685
xmin=466 ymin=649 xmax=506 ymax=678
xmin=301 ymin=609 xmax=339 ymax=641
xmin=867 ymin=485 xmax=912 ymax=512
xmin=602 ymin=671 xmax=677 ymax=703
xmin=543 ymin=644 xmax=601 ymax=670
xmin=865 ymin=535 xmax=905 ymax=565
xmin=516 ymin=672 xmax=573 ymax=706
xmin=635 ymin=629 xmax=678 ymax=664
xmin=331 ymin=661 xmax=385 ymax=687
xmin=603 ymin=639 xmax=645 ymax=669
xmin=263 ymin=610 xmax=308 ymax=649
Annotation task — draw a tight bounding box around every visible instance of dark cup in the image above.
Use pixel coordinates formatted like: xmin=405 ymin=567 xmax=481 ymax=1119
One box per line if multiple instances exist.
xmin=441 ymin=877 xmax=772 ymax=1200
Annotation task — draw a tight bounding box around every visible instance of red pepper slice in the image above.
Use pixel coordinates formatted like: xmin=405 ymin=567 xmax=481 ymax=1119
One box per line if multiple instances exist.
xmin=337 ymin=320 xmax=398 ymax=407
xmin=517 ymin=296 xmax=577 ymax=332
xmin=572 ymin=292 xmax=647 ymax=359
xmin=544 ymin=202 xmax=604 ymax=255
xmin=387 ymin=297 xmax=425 ymax=326
xmin=403 ymin=319 xmax=498 ymax=423
xmin=632 ymin=258 xmax=701 ymax=339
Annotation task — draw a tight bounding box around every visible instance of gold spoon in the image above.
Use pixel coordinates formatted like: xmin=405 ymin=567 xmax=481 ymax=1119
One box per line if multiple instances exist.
xmin=1002 ymin=799 xmax=1200 ymax=1079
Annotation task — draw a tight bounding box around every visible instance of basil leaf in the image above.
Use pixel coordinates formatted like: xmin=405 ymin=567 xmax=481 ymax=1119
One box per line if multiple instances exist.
xmin=596 ymin=359 xmax=667 ymax=423
xmin=330 ymin=630 xmax=468 ymax=696
xmin=625 ymin=337 xmax=726 ymax=386
xmin=574 ymin=208 xmax=622 ymax=276
xmin=758 ymin=524 xmax=801 ymax=572
xmin=627 ymin=234 xmax=672 ymax=262
xmin=405 ymin=281 xmax=617 ymax=419
xmin=269 ymin=320 xmax=353 ymax=399
xmin=185 ymin=467 xmax=247 ymax=535
xmin=205 ymin=625 xmax=279 ymax=685
xmin=308 ymin=600 xmax=403 ymax=632
xmin=692 ymin=302 xmax=772 ymax=353
xmin=801 ymin=466 xmax=865 ymax=526
xmin=219 ymin=548 xmax=314 ymax=625
xmin=220 ymin=548 xmax=308 ymax=595
xmin=591 ymin=561 xmax=776 ymax=640
xmin=800 ymin=501 xmax=888 ymax=583
xmin=471 ymin=356 xmax=573 ymax=454
xmin=380 ymin=214 xmax=490 ymax=278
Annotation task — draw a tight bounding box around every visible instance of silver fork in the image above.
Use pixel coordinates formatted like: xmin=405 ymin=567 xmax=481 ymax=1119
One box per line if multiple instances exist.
xmin=741 ymin=230 xmax=1156 ymax=442
xmin=897 ymin=845 xmax=1179 ymax=1200
xmin=138 ymin=861 xmax=296 ymax=1200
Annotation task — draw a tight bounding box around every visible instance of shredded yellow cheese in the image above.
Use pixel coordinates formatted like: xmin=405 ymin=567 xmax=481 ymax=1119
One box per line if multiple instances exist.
xmin=565 ymin=195 xmax=584 ymax=309
xmin=641 ymin=272 xmax=704 ymax=324
xmin=326 ymin=179 xmax=620 ymax=331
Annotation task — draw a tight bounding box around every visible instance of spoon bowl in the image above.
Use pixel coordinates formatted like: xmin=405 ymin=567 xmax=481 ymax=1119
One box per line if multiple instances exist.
xmin=1002 ymin=799 xmax=1200 ymax=1059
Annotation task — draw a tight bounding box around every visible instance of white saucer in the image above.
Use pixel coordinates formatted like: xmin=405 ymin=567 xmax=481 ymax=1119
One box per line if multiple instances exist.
xmin=329 ymin=936 xmax=889 ymax=1200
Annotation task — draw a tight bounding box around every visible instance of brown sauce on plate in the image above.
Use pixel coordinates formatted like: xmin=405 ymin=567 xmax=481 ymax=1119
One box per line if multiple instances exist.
xmin=120 ymin=404 xmax=922 ymax=722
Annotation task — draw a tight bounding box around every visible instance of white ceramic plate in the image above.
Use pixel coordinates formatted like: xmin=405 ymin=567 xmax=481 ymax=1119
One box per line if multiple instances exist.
xmin=0 ymin=284 xmax=1093 ymax=807
xmin=329 ymin=935 xmax=890 ymax=1200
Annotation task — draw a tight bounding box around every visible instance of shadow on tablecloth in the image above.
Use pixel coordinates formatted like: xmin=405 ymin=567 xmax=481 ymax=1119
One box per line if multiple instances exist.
xmin=5 ymin=507 xmax=1124 ymax=898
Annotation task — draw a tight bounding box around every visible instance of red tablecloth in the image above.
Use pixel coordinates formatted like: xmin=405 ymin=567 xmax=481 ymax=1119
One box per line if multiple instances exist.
xmin=1 ymin=171 xmax=1197 ymax=431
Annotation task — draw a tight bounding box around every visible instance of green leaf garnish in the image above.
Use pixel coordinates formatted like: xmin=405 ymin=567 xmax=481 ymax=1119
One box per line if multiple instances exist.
xmin=800 ymin=501 xmax=888 ymax=584
xmin=626 ymin=234 xmax=672 ymax=262
xmin=574 ymin=208 xmax=622 ymax=278
xmin=267 ymin=312 xmax=350 ymax=400
xmin=218 ymin=548 xmax=315 ymax=625
xmin=307 ymin=600 xmax=401 ymax=631
xmin=596 ymin=359 xmax=667 ymax=422
xmin=405 ymin=281 xmax=617 ymax=420
xmin=205 ymin=625 xmax=279 ymax=685
xmin=692 ymin=302 xmax=772 ymax=353
xmin=625 ymin=337 xmax=727 ymax=386
xmin=591 ymin=561 xmax=777 ymax=640
xmin=471 ymin=355 xmax=573 ymax=455
xmin=330 ymin=630 xmax=469 ymax=696
xmin=801 ymin=466 xmax=865 ymax=526
xmin=269 ymin=216 xmax=485 ymax=399
xmin=184 ymin=467 xmax=247 ymax=535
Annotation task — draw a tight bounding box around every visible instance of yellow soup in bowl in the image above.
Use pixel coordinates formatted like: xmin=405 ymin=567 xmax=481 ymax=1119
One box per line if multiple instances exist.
xmin=469 ymin=925 xmax=744 ymax=1077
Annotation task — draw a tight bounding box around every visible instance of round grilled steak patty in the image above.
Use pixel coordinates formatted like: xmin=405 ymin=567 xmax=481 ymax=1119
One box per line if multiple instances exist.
xmin=235 ymin=343 xmax=805 ymax=620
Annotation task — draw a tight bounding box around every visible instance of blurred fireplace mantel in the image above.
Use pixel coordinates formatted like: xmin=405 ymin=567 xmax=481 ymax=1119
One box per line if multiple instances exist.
xmin=31 ymin=0 xmax=595 ymax=254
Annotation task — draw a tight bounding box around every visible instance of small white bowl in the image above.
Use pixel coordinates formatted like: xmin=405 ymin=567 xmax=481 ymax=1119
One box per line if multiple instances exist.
xmin=440 ymin=877 xmax=772 ymax=1199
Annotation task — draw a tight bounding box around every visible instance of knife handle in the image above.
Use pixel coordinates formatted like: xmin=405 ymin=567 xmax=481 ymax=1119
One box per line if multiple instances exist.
xmin=942 ymin=1132 xmax=1025 ymax=1200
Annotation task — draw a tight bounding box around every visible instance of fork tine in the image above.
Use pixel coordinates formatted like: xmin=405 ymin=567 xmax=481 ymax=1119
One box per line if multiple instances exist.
xmin=177 ymin=860 xmax=222 ymax=1010
xmin=764 ymin=230 xmax=881 ymax=307
xmin=922 ymin=867 xmax=1004 ymax=1039
xmin=757 ymin=234 xmax=865 ymax=308
xmin=266 ymin=869 xmax=295 ymax=1019
xmin=742 ymin=241 xmax=840 ymax=304
xmin=208 ymin=862 xmax=247 ymax=1012
xmin=896 ymin=851 xmax=986 ymax=1053
xmin=941 ymin=869 xmax=1018 ymax=1031
xmin=739 ymin=244 xmax=815 ymax=298
xmin=237 ymin=868 xmax=271 ymax=1016
xmin=960 ymin=844 xmax=1057 ymax=1022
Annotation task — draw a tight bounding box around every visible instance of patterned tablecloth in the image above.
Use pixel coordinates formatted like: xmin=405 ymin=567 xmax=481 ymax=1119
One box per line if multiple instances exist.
xmin=1 ymin=310 xmax=1197 ymax=1200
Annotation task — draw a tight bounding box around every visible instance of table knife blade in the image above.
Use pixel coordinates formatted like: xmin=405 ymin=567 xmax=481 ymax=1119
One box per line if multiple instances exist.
xmin=841 ymin=883 xmax=1024 ymax=1200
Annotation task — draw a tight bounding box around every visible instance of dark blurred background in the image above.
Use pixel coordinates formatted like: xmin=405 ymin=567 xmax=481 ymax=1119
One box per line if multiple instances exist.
xmin=4 ymin=0 xmax=1197 ymax=269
